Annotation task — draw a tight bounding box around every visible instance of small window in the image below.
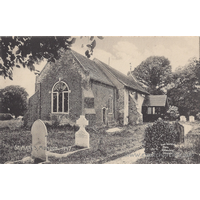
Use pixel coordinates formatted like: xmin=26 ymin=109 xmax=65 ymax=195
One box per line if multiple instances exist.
xmin=155 ymin=107 xmax=161 ymax=115
xmin=52 ymin=81 xmax=69 ymax=113
xmin=108 ymin=97 xmax=113 ymax=114
xmin=147 ymin=107 xmax=152 ymax=114
xmin=147 ymin=107 xmax=156 ymax=114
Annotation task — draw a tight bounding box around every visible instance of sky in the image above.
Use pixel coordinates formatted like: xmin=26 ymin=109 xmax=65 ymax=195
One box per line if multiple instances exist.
xmin=0 ymin=36 xmax=199 ymax=97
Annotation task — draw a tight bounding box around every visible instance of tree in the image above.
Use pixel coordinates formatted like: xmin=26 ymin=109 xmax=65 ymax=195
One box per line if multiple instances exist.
xmin=167 ymin=58 xmax=200 ymax=117
xmin=0 ymin=36 xmax=103 ymax=80
xmin=132 ymin=56 xmax=173 ymax=94
xmin=0 ymin=85 xmax=28 ymax=118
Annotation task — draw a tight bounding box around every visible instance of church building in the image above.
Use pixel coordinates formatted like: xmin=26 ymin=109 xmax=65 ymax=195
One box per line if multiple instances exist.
xmin=25 ymin=49 xmax=149 ymax=127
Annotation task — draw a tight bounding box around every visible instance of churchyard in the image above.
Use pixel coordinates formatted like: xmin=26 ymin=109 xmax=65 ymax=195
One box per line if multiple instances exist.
xmin=0 ymin=116 xmax=146 ymax=164
xmin=1 ymin=114 xmax=200 ymax=164
xmin=0 ymin=118 xmax=24 ymax=130
xmin=136 ymin=120 xmax=200 ymax=164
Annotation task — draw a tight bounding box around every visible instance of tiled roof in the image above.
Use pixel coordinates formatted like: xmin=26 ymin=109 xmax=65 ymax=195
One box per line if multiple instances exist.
xmin=37 ymin=49 xmax=149 ymax=95
xmin=143 ymin=95 xmax=167 ymax=107
xmin=93 ymin=58 xmax=149 ymax=94
xmin=71 ymin=50 xmax=114 ymax=87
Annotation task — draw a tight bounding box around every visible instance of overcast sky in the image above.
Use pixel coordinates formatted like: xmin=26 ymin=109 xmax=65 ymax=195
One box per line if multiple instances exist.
xmin=0 ymin=36 xmax=199 ymax=97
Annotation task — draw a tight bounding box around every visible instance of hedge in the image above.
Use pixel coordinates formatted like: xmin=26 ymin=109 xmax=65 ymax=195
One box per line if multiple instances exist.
xmin=144 ymin=118 xmax=177 ymax=156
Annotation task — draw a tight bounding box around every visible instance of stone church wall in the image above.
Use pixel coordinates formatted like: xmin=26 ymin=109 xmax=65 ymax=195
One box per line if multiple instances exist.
xmin=26 ymin=51 xmax=83 ymax=126
xmin=129 ymin=92 xmax=144 ymax=125
xmin=24 ymin=91 xmax=40 ymax=127
xmin=116 ymin=88 xmax=125 ymax=125
xmin=91 ymin=81 xmax=115 ymax=125
xmin=42 ymin=52 xmax=83 ymax=124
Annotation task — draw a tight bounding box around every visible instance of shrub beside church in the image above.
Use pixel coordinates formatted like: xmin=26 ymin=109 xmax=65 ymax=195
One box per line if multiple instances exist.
xmin=144 ymin=118 xmax=178 ymax=156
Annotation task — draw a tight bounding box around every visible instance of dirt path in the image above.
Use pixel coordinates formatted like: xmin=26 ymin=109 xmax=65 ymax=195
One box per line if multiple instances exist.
xmin=105 ymin=148 xmax=145 ymax=164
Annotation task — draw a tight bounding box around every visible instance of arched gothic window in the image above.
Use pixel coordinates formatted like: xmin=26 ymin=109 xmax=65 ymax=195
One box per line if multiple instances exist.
xmin=52 ymin=81 xmax=69 ymax=113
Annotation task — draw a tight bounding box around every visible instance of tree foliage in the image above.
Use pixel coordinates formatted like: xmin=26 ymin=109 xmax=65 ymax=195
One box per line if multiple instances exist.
xmin=167 ymin=58 xmax=200 ymax=117
xmin=132 ymin=56 xmax=173 ymax=94
xmin=165 ymin=106 xmax=180 ymax=121
xmin=0 ymin=36 xmax=103 ymax=80
xmin=0 ymin=85 xmax=28 ymax=118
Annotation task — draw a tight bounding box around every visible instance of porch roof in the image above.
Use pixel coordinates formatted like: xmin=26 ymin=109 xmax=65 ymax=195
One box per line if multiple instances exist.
xmin=143 ymin=95 xmax=168 ymax=107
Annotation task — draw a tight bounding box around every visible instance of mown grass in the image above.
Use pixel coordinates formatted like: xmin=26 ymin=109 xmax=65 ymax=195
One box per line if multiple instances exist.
xmin=0 ymin=128 xmax=32 ymax=164
xmin=136 ymin=121 xmax=200 ymax=164
xmin=0 ymin=119 xmax=23 ymax=130
xmin=48 ymin=125 xmax=146 ymax=164
xmin=0 ymin=121 xmax=147 ymax=164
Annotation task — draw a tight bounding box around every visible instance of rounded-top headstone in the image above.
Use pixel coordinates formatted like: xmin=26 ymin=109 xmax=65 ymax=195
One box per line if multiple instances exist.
xmin=189 ymin=116 xmax=195 ymax=122
xmin=31 ymin=119 xmax=48 ymax=161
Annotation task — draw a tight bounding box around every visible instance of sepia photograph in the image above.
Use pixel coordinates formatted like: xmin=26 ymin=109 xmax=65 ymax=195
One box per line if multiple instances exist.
xmin=0 ymin=36 xmax=200 ymax=164
xmin=1 ymin=1 xmax=200 ymax=200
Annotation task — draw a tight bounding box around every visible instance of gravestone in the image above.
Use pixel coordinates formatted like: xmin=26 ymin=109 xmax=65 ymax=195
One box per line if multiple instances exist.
xmin=189 ymin=116 xmax=195 ymax=122
xmin=180 ymin=115 xmax=186 ymax=122
xmin=75 ymin=115 xmax=89 ymax=148
xmin=161 ymin=143 xmax=175 ymax=159
xmin=31 ymin=119 xmax=48 ymax=162
xmin=174 ymin=121 xmax=184 ymax=143
xmin=181 ymin=124 xmax=192 ymax=135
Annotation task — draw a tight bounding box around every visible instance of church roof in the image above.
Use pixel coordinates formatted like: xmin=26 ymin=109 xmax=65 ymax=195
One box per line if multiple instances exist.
xmin=93 ymin=58 xmax=149 ymax=94
xmin=37 ymin=49 xmax=149 ymax=95
xmin=143 ymin=95 xmax=168 ymax=107
xmin=71 ymin=50 xmax=114 ymax=87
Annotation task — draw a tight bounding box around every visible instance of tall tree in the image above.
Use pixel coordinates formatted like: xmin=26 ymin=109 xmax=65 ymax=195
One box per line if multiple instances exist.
xmin=0 ymin=85 xmax=28 ymax=118
xmin=0 ymin=36 xmax=103 ymax=80
xmin=132 ymin=56 xmax=173 ymax=94
xmin=167 ymin=58 xmax=200 ymax=117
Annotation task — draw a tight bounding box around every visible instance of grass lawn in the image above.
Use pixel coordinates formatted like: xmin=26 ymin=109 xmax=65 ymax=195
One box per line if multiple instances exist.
xmin=0 ymin=128 xmax=32 ymax=164
xmin=48 ymin=124 xmax=146 ymax=164
xmin=0 ymin=121 xmax=148 ymax=164
xmin=0 ymin=119 xmax=23 ymax=130
xmin=136 ymin=121 xmax=200 ymax=164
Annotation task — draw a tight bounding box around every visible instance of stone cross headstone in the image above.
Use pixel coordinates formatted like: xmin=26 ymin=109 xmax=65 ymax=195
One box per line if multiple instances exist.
xmin=189 ymin=116 xmax=195 ymax=122
xmin=75 ymin=115 xmax=89 ymax=148
xmin=31 ymin=119 xmax=48 ymax=162
xmin=180 ymin=115 xmax=186 ymax=122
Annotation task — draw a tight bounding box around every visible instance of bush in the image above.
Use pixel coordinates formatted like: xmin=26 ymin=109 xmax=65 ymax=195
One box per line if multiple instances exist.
xmin=196 ymin=112 xmax=200 ymax=120
xmin=144 ymin=118 xmax=177 ymax=156
xmin=0 ymin=113 xmax=13 ymax=120
xmin=166 ymin=106 xmax=179 ymax=121
xmin=0 ymin=85 xmax=28 ymax=118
